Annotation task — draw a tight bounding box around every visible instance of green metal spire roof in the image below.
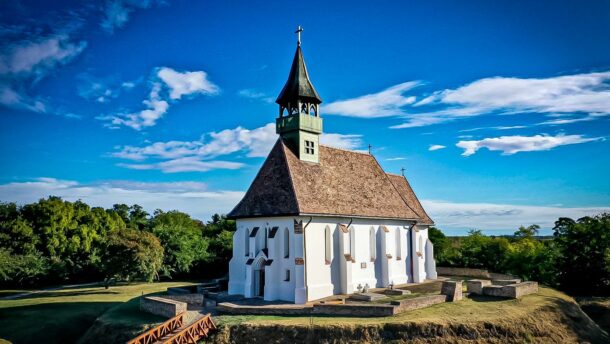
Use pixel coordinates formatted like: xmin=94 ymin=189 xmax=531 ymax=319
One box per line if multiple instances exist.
xmin=276 ymin=45 xmax=322 ymax=105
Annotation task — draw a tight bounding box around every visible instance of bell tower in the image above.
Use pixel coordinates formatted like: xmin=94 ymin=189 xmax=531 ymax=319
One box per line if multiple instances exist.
xmin=275 ymin=26 xmax=323 ymax=164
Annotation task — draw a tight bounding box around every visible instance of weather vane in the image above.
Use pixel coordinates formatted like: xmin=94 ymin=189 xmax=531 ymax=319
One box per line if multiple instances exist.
xmin=295 ymin=25 xmax=303 ymax=45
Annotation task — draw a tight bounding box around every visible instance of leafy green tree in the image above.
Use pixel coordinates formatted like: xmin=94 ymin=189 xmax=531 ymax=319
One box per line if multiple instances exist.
xmin=151 ymin=210 xmax=209 ymax=276
xmin=553 ymin=214 xmax=610 ymax=295
xmin=0 ymin=248 xmax=48 ymax=285
xmin=204 ymin=214 xmax=236 ymax=262
xmin=427 ymin=227 xmax=449 ymax=263
xmin=100 ymin=228 xmax=164 ymax=288
xmin=514 ymin=224 xmax=540 ymax=238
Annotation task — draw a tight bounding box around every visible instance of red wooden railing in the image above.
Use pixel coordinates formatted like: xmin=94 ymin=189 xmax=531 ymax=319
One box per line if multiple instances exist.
xmin=164 ymin=314 xmax=216 ymax=344
xmin=127 ymin=312 xmax=185 ymax=344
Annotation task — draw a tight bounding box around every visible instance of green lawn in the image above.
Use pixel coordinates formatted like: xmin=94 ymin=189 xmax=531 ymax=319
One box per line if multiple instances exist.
xmin=0 ymin=282 xmax=195 ymax=344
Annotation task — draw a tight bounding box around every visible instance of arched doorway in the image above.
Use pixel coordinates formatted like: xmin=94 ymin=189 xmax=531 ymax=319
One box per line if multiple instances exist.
xmin=253 ymin=257 xmax=266 ymax=298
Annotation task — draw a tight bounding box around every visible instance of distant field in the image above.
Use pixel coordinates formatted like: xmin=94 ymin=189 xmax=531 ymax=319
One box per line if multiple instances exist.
xmin=0 ymin=282 xmax=195 ymax=344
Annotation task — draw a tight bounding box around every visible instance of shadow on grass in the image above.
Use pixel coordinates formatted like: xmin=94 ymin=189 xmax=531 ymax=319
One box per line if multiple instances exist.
xmin=467 ymin=294 xmax=507 ymax=302
xmin=0 ymin=301 xmax=120 ymax=344
xmin=543 ymin=296 xmax=610 ymax=343
xmin=16 ymin=290 xmax=121 ymax=300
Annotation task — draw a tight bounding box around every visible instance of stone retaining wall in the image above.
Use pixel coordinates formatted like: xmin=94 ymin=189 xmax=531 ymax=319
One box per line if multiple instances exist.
xmin=482 ymin=282 xmax=538 ymax=299
xmin=391 ymin=295 xmax=447 ymax=313
xmin=437 ymin=267 xmax=517 ymax=280
xmin=313 ymin=304 xmax=395 ymax=317
xmin=140 ymin=296 xmax=187 ymax=318
xmin=164 ymin=293 xmax=204 ymax=306
xmin=466 ymin=279 xmax=491 ymax=294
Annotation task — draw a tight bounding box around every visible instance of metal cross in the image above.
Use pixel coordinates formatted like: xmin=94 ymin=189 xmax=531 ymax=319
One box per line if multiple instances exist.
xmin=368 ymin=144 xmax=372 ymax=155
xmin=295 ymin=25 xmax=303 ymax=45
xmin=401 ymin=167 xmax=406 ymax=176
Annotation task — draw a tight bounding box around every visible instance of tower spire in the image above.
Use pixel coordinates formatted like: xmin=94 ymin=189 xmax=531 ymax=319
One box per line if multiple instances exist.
xmin=275 ymin=28 xmax=323 ymax=164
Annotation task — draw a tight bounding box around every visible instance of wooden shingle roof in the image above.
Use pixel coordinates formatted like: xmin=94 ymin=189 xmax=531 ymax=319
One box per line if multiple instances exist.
xmin=227 ymin=139 xmax=433 ymax=224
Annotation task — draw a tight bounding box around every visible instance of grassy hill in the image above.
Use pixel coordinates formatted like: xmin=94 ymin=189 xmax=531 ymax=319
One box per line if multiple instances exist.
xmin=211 ymin=287 xmax=609 ymax=344
xmin=0 ymin=282 xmax=194 ymax=344
xmin=1 ymin=283 xmax=608 ymax=344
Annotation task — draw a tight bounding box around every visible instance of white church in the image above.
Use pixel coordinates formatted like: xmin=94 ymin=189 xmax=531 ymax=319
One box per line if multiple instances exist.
xmin=227 ymin=30 xmax=437 ymax=304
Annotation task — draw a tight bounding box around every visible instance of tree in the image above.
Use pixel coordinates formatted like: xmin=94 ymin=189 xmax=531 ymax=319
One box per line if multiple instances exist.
xmin=204 ymin=214 xmax=236 ymax=263
xmin=514 ymin=224 xmax=540 ymax=238
xmin=427 ymin=227 xmax=450 ymax=263
xmin=553 ymin=214 xmax=610 ymax=295
xmin=100 ymin=228 xmax=164 ymax=288
xmin=151 ymin=211 xmax=209 ymax=276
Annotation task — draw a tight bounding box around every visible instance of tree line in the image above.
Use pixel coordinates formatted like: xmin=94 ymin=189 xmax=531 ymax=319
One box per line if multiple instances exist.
xmin=429 ymin=213 xmax=610 ymax=296
xmin=0 ymin=197 xmax=235 ymax=288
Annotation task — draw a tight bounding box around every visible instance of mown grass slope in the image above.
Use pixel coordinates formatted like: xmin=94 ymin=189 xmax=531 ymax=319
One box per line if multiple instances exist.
xmin=0 ymin=282 xmax=194 ymax=344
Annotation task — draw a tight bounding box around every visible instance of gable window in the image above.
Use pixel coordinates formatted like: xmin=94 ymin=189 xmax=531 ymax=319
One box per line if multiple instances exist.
xmin=325 ymin=225 xmax=331 ymax=264
xmin=304 ymin=140 xmax=315 ymax=154
xmin=284 ymin=228 xmax=290 ymax=258
xmin=370 ymin=226 xmax=376 ymax=261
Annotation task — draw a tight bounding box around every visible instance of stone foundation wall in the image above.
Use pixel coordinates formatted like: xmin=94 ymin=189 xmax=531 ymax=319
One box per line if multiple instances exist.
xmin=466 ymin=279 xmax=491 ymax=294
xmin=313 ymin=304 xmax=395 ymax=317
xmin=440 ymin=281 xmax=463 ymax=302
xmin=437 ymin=267 xmax=517 ymax=280
xmin=482 ymin=282 xmax=538 ymax=299
xmin=140 ymin=296 xmax=187 ymax=318
xmin=164 ymin=293 xmax=204 ymax=306
xmin=391 ymin=295 xmax=447 ymax=313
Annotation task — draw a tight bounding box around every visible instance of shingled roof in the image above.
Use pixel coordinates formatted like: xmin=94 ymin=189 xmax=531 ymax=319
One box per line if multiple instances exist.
xmin=228 ymin=139 xmax=433 ymax=224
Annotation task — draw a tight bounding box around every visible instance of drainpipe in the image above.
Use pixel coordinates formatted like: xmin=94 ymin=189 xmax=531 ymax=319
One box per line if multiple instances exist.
xmin=303 ymin=216 xmax=313 ymax=302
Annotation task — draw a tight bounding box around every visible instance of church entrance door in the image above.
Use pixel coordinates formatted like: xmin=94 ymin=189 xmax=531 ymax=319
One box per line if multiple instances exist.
xmin=257 ymin=269 xmax=265 ymax=297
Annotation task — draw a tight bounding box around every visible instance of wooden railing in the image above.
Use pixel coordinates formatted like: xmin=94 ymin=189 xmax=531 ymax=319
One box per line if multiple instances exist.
xmin=127 ymin=312 xmax=185 ymax=344
xmin=164 ymin=314 xmax=216 ymax=344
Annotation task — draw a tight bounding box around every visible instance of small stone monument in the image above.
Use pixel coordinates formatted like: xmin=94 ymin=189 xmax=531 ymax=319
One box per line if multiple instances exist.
xmin=441 ymin=280 xmax=463 ymax=302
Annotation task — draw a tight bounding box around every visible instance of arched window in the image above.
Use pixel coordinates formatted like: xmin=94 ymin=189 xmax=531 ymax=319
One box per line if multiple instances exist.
xmin=395 ymin=227 xmax=402 ymax=260
xmin=349 ymin=226 xmax=356 ymax=258
xmin=310 ymin=105 xmax=317 ymax=117
xmin=245 ymin=228 xmax=250 ymax=256
xmin=325 ymin=225 xmax=331 ymax=264
xmin=369 ymin=226 xmax=376 ymax=261
xmin=301 ymin=103 xmax=308 ymax=113
xmin=284 ymin=228 xmax=290 ymax=258
xmin=280 ymin=107 xmax=286 ymax=117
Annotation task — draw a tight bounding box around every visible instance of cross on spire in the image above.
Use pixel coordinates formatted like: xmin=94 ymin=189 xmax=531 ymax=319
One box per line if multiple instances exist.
xmin=368 ymin=144 xmax=372 ymax=155
xmin=401 ymin=167 xmax=406 ymax=176
xmin=295 ymin=25 xmax=303 ymax=45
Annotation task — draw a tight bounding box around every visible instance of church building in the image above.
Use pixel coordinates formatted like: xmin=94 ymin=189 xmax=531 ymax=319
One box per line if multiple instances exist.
xmin=227 ymin=29 xmax=437 ymax=304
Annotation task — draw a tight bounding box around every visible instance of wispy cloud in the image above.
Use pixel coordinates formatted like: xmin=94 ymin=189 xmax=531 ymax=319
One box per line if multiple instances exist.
xmin=320 ymin=133 xmax=363 ymax=150
xmin=112 ymin=123 xmax=364 ymax=172
xmin=77 ymin=73 xmax=139 ymax=103
xmin=456 ymin=133 xmax=603 ymax=156
xmin=238 ymin=88 xmax=273 ymax=103
xmin=428 ymin=144 xmax=446 ymax=151
xmin=323 ymin=82 xmax=419 ymax=118
xmin=386 ymin=157 xmax=406 ymax=161
xmin=423 ymin=199 xmax=610 ymax=232
xmin=0 ymin=177 xmax=243 ymax=221
xmin=118 ymin=158 xmax=244 ymax=173
xmin=324 ymin=71 xmax=610 ymax=129
xmin=0 ymin=32 xmax=87 ymax=113
xmin=101 ymin=0 xmax=164 ymax=33
xmin=99 ymin=67 xmax=219 ymax=130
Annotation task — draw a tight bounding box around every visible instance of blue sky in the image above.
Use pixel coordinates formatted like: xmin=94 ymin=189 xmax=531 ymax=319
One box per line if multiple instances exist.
xmin=1 ymin=0 xmax=609 ymax=235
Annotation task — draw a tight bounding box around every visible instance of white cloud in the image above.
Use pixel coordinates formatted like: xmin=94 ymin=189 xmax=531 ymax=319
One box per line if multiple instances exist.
xmin=320 ymin=133 xmax=363 ymax=150
xmin=77 ymin=73 xmax=139 ymax=103
xmin=423 ymin=199 xmax=610 ymax=233
xmin=456 ymin=134 xmax=603 ymax=156
xmin=0 ymin=33 xmax=86 ymax=113
xmin=101 ymin=0 xmax=162 ymax=33
xmin=386 ymin=157 xmax=406 ymax=161
xmin=157 ymin=67 xmax=219 ymax=100
xmin=118 ymin=158 xmax=244 ymax=173
xmin=102 ymin=82 xmax=169 ymax=130
xmin=537 ymin=112 xmax=610 ymax=125
xmin=238 ymin=89 xmax=273 ymax=103
xmin=0 ymin=178 xmax=243 ymax=221
xmin=428 ymin=144 xmax=446 ymax=151
xmin=99 ymin=67 xmax=218 ymax=130
xmin=323 ymin=82 xmax=419 ymax=118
